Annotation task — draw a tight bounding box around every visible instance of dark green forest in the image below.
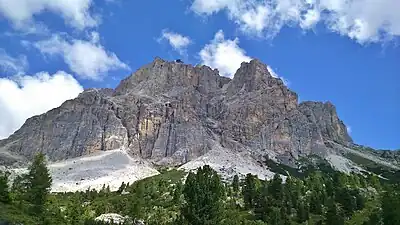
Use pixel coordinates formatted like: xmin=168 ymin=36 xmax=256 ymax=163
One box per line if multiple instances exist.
xmin=0 ymin=153 xmax=399 ymax=225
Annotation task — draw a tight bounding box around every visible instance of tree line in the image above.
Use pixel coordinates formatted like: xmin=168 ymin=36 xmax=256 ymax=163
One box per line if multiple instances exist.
xmin=1 ymin=153 xmax=400 ymax=225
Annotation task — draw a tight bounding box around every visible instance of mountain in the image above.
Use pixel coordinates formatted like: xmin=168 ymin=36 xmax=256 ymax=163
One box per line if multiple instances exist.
xmin=0 ymin=57 xmax=396 ymax=178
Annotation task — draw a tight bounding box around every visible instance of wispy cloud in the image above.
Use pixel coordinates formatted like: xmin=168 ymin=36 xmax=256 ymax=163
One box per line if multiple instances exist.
xmin=0 ymin=49 xmax=28 ymax=75
xmin=191 ymin=0 xmax=400 ymax=43
xmin=0 ymin=0 xmax=99 ymax=31
xmin=159 ymin=29 xmax=192 ymax=56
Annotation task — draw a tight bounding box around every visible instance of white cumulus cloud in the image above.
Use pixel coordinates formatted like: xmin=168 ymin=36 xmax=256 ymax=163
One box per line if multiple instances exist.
xmin=0 ymin=49 xmax=28 ymax=75
xmin=200 ymin=30 xmax=289 ymax=82
xmin=0 ymin=0 xmax=98 ymax=31
xmin=199 ymin=30 xmax=251 ymax=78
xmin=191 ymin=0 xmax=234 ymax=15
xmin=191 ymin=0 xmax=400 ymax=43
xmin=240 ymin=4 xmax=270 ymax=35
xmin=34 ymin=32 xmax=130 ymax=80
xmin=0 ymin=71 xmax=83 ymax=139
xmin=159 ymin=30 xmax=192 ymax=55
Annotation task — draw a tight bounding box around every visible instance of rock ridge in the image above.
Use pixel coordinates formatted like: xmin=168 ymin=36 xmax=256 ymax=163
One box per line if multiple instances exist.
xmin=0 ymin=57 xmax=352 ymax=166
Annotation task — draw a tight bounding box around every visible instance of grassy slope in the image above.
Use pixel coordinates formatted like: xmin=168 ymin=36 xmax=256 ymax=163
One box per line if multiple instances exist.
xmin=345 ymin=152 xmax=400 ymax=183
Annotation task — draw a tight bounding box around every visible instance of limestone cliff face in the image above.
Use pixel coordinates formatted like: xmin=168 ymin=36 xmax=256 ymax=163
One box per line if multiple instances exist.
xmin=0 ymin=58 xmax=352 ymax=166
xmin=298 ymin=101 xmax=352 ymax=145
xmin=0 ymin=89 xmax=128 ymax=161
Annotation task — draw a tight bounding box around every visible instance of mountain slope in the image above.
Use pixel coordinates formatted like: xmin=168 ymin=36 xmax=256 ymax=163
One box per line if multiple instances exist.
xmin=0 ymin=58 xmax=395 ymax=175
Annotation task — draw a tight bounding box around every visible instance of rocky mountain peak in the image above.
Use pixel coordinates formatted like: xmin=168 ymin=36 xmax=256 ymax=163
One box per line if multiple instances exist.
xmin=0 ymin=57 xmax=354 ymax=167
xmin=226 ymin=58 xmax=295 ymax=106
xmin=227 ymin=59 xmax=271 ymax=94
xmin=114 ymin=57 xmax=224 ymax=97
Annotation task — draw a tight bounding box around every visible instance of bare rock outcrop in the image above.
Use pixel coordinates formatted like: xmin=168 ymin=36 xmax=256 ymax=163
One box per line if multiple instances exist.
xmin=0 ymin=57 xmax=352 ymax=166
xmin=0 ymin=89 xmax=128 ymax=160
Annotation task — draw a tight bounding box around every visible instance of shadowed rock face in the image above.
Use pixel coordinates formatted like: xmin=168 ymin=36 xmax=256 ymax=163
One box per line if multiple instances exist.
xmin=0 ymin=58 xmax=352 ymax=166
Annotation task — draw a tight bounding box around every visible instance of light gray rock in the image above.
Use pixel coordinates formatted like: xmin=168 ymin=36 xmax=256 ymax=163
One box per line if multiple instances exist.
xmin=299 ymin=101 xmax=352 ymax=145
xmin=0 ymin=89 xmax=128 ymax=161
xmin=0 ymin=57 xmax=353 ymax=166
xmin=95 ymin=213 xmax=130 ymax=224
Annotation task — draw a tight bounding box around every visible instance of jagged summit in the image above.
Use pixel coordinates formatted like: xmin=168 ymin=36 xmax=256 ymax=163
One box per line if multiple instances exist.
xmin=0 ymin=57 xmax=353 ymax=167
xmin=114 ymin=57 xmax=226 ymax=97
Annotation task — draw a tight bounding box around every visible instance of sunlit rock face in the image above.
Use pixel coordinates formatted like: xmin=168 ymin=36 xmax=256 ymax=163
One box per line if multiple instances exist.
xmin=0 ymin=58 xmax=352 ymax=166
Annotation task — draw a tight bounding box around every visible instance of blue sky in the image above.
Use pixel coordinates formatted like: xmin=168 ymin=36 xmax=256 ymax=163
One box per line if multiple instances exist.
xmin=0 ymin=0 xmax=399 ymax=150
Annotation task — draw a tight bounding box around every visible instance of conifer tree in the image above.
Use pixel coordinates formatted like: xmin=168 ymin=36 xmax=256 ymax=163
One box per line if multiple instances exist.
xmin=364 ymin=207 xmax=383 ymax=225
xmin=182 ymin=165 xmax=224 ymax=225
xmin=283 ymin=176 xmax=294 ymax=215
xmin=117 ymin=182 xmax=126 ymax=194
xmin=254 ymin=182 xmax=270 ymax=222
xmin=382 ymin=188 xmax=400 ymax=225
xmin=269 ymin=207 xmax=281 ymax=225
xmin=26 ymin=152 xmax=52 ymax=215
xmin=173 ymin=181 xmax=183 ymax=204
xmin=232 ymin=174 xmax=239 ymax=193
xmin=11 ymin=174 xmax=29 ymax=203
xmin=325 ymin=201 xmax=344 ymax=225
xmin=296 ymin=200 xmax=309 ymax=223
xmin=0 ymin=171 xmax=11 ymax=203
xmin=129 ymin=181 xmax=145 ymax=220
xmin=243 ymin=173 xmax=258 ymax=209
xmin=269 ymin=174 xmax=283 ymax=205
